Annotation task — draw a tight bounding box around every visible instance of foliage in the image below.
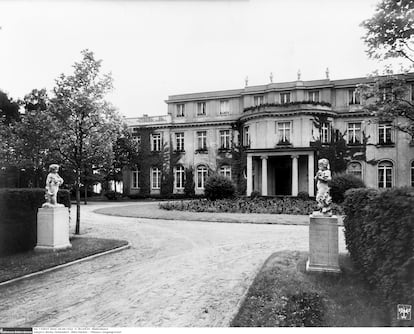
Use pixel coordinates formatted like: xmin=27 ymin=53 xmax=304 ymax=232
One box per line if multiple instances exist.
xmin=0 ymin=90 xmax=20 ymax=124
xmin=0 ymin=188 xmax=70 ymax=255
xmin=204 ymin=174 xmax=236 ymax=200
xmin=49 ymin=49 xmax=124 ymax=234
xmin=329 ymin=172 xmax=366 ymax=203
xmin=184 ymin=167 xmax=195 ymax=197
xmin=296 ymin=191 xmax=310 ymax=200
xmin=250 ymin=190 xmax=261 ymax=199
xmin=160 ymin=197 xmax=344 ymax=215
xmin=342 ymin=187 xmax=414 ymax=322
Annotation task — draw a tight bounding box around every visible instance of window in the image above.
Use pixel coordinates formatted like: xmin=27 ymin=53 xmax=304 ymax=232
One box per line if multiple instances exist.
xmin=151 ymin=133 xmax=162 ymax=151
xmin=176 ymin=104 xmax=185 ymax=117
xmin=347 ymin=122 xmax=361 ymax=144
xmin=197 ymin=102 xmax=206 ymax=116
xmin=378 ymin=161 xmax=393 ymax=188
xmin=320 ymin=122 xmax=330 ymax=143
xmin=348 ymin=89 xmax=361 ymax=105
xmin=151 ymin=167 xmax=161 ymax=189
xmin=174 ymin=165 xmax=185 ymax=189
xmin=219 ymin=129 xmax=231 ymax=149
xmin=278 ymin=121 xmax=291 ymax=143
xmin=347 ymin=162 xmax=362 ymax=179
xmin=220 ymin=100 xmax=230 ymax=114
xmin=219 ymin=165 xmax=231 ymax=179
xmin=280 ymin=92 xmax=291 ymax=104
xmin=253 ymin=95 xmax=264 ymax=106
xmin=197 ymin=131 xmax=207 ymax=150
xmin=175 ymin=132 xmax=184 ymax=151
xmin=378 ymin=123 xmax=393 ymax=145
xmin=132 ymin=135 xmax=141 ymax=150
xmin=131 ymin=169 xmax=140 ymax=189
xmin=308 ymin=90 xmax=320 ymax=102
xmin=196 ymin=165 xmax=208 ymax=189
xmin=243 ymin=126 xmax=250 ymax=147
xmin=381 ymin=86 xmax=394 ymax=102
xmin=411 ymin=161 xmax=414 ymax=187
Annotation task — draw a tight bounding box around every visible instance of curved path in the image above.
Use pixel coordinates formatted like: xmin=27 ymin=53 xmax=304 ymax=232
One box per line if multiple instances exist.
xmin=0 ymin=202 xmax=347 ymax=327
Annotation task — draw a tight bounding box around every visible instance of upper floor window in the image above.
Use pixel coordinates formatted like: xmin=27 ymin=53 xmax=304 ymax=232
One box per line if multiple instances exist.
xmin=347 ymin=161 xmax=362 ymax=179
xmin=197 ymin=131 xmax=207 ymax=150
xmin=219 ymin=129 xmax=231 ymax=149
xmin=378 ymin=160 xmax=393 ymax=188
xmin=151 ymin=133 xmax=162 ymax=151
xmin=308 ymin=90 xmax=320 ymax=102
xmin=378 ymin=123 xmax=393 ymax=145
xmin=196 ymin=165 xmax=208 ymax=189
xmin=176 ymin=104 xmax=185 ymax=117
xmin=254 ymin=95 xmax=264 ymax=106
xmin=174 ymin=165 xmax=185 ymax=189
xmin=348 ymin=89 xmax=361 ymax=105
xmin=280 ymin=92 xmax=291 ymax=104
xmin=320 ymin=122 xmax=330 ymax=143
xmin=219 ymin=165 xmax=231 ymax=179
xmin=151 ymin=167 xmax=161 ymax=190
xmin=175 ymin=132 xmax=185 ymax=151
xmin=132 ymin=135 xmax=141 ymax=150
xmin=347 ymin=122 xmax=361 ymax=144
xmin=131 ymin=169 xmax=140 ymax=189
xmin=277 ymin=121 xmax=291 ymax=144
xmin=381 ymin=86 xmax=394 ymax=102
xmin=197 ymin=102 xmax=206 ymax=116
xmin=243 ymin=126 xmax=250 ymax=147
xmin=220 ymin=100 xmax=230 ymax=115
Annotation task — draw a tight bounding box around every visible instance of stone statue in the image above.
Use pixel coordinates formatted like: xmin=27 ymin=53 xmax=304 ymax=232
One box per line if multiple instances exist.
xmin=297 ymin=69 xmax=301 ymax=80
xmin=43 ymin=164 xmax=64 ymax=208
xmin=314 ymin=158 xmax=332 ymax=216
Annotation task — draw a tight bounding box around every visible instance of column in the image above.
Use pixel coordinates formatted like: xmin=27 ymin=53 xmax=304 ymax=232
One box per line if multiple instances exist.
xmin=308 ymin=153 xmax=315 ymax=196
xmin=291 ymin=155 xmax=299 ymax=196
xmin=246 ymin=154 xmax=253 ymax=196
xmin=261 ymin=156 xmax=268 ymax=196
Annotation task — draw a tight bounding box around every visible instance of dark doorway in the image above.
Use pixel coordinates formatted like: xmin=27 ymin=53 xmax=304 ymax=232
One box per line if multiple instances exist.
xmin=273 ymin=156 xmax=291 ymax=195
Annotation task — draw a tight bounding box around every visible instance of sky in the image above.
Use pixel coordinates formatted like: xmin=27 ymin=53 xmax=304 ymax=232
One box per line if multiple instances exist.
xmin=0 ymin=0 xmax=400 ymax=118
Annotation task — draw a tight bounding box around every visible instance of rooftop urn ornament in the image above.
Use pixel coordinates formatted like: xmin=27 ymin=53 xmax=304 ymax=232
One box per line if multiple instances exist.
xmin=326 ymin=67 xmax=330 ymax=79
xmin=297 ymin=69 xmax=301 ymax=80
xmin=270 ymin=72 xmax=273 ymax=83
xmin=245 ymin=76 xmax=249 ymax=87
xmin=314 ymin=158 xmax=333 ymax=216
xmin=43 ymin=164 xmax=64 ymax=208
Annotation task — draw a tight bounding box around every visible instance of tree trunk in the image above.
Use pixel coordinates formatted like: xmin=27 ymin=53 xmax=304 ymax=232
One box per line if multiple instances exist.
xmin=84 ymin=183 xmax=88 ymax=205
xmin=75 ymin=168 xmax=81 ymax=235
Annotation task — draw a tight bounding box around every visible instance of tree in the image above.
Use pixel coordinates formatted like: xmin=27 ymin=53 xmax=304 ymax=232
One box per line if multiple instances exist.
xmin=0 ymin=90 xmax=20 ymax=124
xmin=360 ymin=0 xmax=414 ymax=138
xmin=50 ymin=50 xmax=123 ymax=234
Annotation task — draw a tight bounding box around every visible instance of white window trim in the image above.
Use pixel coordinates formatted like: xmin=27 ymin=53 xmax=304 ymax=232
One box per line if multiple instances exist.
xmin=196 ymin=165 xmax=208 ymax=189
xmin=377 ymin=160 xmax=394 ymax=189
xmin=280 ymin=92 xmax=291 ymax=104
xmin=197 ymin=102 xmax=206 ymax=116
xmin=411 ymin=160 xmax=414 ymax=187
xmin=175 ymin=132 xmax=185 ymax=151
xmin=151 ymin=133 xmax=162 ymax=151
xmin=219 ymin=129 xmax=231 ymax=149
xmin=277 ymin=121 xmax=292 ymax=143
xmin=220 ymin=100 xmax=230 ymax=115
xmin=197 ymin=131 xmax=207 ymax=150
xmin=174 ymin=165 xmax=185 ymax=189
xmin=151 ymin=167 xmax=161 ymax=190
xmin=378 ymin=123 xmax=393 ymax=144
xmin=131 ymin=170 xmax=140 ymax=189
xmin=347 ymin=122 xmax=362 ymax=144
xmin=219 ymin=165 xmax=231 ymax=179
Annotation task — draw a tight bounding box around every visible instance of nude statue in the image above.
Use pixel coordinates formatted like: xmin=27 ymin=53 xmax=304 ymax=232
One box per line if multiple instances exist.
xmin=43 ymin=164 xmax=64 ymax=207
xmin=314 ymin=158 xmax=332 ymax=216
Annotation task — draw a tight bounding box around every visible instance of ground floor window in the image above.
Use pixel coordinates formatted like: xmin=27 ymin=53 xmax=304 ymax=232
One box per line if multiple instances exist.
xmin=378 ymin=160 xmax=393 ymax=188
xmin=219 ymin=165 xmax=231 ymax=179
xmin=131 ymin=169 xmax=140 ymax=188
xmin=151 ymin=167 xmax=161 ymax=189
xmin=197 ymin=165 xmax=208 ymax=189
xmin=174 ymin=165 xmax=185 ymax=189
xmin=347 ymin=161 xmax=362 ymax=179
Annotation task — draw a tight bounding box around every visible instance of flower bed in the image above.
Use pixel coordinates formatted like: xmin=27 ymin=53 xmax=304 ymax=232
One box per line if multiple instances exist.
xmin=159 ymin=197 xmax=344 ymax=215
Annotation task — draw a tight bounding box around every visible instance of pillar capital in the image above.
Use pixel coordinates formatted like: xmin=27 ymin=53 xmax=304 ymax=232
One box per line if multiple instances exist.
xmin=260 ymin=155 xmax=268 ymax=160
xmin=291 ymin=154 xmax=299 ymax=160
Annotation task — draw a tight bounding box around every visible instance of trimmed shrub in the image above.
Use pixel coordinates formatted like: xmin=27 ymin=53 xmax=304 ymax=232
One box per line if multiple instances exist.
xmin=0 ymin=188 xmax=71 ymax=255
xmin=329 ymin=172 xmax=365 ymax=203
xmin=204 ymin=174 xmax=236 ymax=200
xmin=250 ymin=190 xmax=261 ymax=199
xmin=104 ymin=190 xmax=122 ymax=200
xmin=343 ymin=187 xmax=414 ymax=322
xmin=297 ymin=191 xmax=310 ymax=200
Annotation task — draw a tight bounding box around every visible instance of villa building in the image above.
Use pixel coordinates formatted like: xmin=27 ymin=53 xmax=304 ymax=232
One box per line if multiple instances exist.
xmin=123 ymin=74 xmax=414 ymax=197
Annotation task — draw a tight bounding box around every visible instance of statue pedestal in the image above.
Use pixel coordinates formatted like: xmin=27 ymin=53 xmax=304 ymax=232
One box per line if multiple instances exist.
xmin=35 ymin=206 xmax=72 ymax=251
xmin=306 ymin=212 xmax=341 ymax=273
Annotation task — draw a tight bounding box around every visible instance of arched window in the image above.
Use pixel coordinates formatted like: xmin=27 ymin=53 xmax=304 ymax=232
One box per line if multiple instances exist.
xmin=347 ymin=161 xmax=362 ymax=179
xmin=378 ymin=160 xmax=393 ymax=188
xmin=174 ymin=165 xmax=185 ymax=189
xmin=196 ymin=165 xmax=208 ymax=189
xmin=219 ymin=165 xmax=231 ymax=179
xmin=411 ymin=161 xmax=414 ymax=187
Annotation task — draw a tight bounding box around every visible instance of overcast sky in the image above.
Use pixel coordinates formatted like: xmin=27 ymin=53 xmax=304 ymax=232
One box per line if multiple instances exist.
xmin=0 ymin=0 xmax=401 ymax=118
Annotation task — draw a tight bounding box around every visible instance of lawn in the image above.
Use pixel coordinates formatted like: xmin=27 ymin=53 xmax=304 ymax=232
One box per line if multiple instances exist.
xmin=0 ymin=237 xmax=129 ymax=284
xmin=231 ymin=250 xmax=390 ymax=327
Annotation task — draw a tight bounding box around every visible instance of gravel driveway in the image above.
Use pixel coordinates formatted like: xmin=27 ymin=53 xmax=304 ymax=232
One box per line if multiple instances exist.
xmin=0 ymin=202 xmax=347 ymax=327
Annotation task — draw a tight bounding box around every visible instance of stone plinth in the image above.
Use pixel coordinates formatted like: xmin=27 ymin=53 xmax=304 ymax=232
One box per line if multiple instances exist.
xmin=306 ymin=212 xmax=341 ymax=273
xmin=35 ymin=206 xmax=71 ymax=251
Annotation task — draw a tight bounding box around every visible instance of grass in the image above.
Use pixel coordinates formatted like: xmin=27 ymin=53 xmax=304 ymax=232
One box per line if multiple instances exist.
xmin=231 ymin=250 xmax=390 ymax=327
xmin=0 ymin=237 xmax=129 ymax=284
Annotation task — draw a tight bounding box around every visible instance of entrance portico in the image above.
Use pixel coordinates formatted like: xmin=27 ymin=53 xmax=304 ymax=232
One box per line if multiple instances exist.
xmin=246 ymin=149 xmax=315 ymax=197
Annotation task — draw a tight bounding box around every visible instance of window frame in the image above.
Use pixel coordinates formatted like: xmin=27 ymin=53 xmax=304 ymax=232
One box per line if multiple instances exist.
xmin=196 ymin=131 xmax=207 ymax=151
xmin=253 ymin=95 xmax=264 ymax=106
xmin=196 ymin=165 xmax=208 ymax=189
xmin=219 ymin=129 xmax=231 ymax=150
xmin=348 ymin=88 xmax=361 ymax=105
xmin=176 ymin=104 xmax=185 ymax=117
xmin=220 ymin=100 xmax=230 ymax=115
xmin=175 ymin=132 xmax=185 ymax=152
xmin=308 ymin=90 xmax=320 ymax=102
xmin=347 ymin=122 xmax=362 ymax=145
xmin=151 ymin=167 xmax=161 ymax=190
xmin=219 ymin=165 xmax=231 ymax=179
xmin=174 ymin=165 xmax=185 ymax=190
xmin=243 ymin=126 xmax=250 ymax=147
xmin=277 ymin=121 xmax=292 ymax=144
xmin=378 ymin=160 xmax=393 ymax=189
xmin=347 ymin=161 xmax=363 ymax=180
xmin=378 ymin=122 xmax=393 ymax=145
xmin=197 ymin=102 xmax=206 ymax=116
xmin=280 ymin=92 xmax=291 ymax=104
xmin=131 ymin=169 xmax=140 ymax=189
xmin=320 ymin=122 xmax=330 ymax=143
xmin=151 ymin=133 xmax=162 ymax=151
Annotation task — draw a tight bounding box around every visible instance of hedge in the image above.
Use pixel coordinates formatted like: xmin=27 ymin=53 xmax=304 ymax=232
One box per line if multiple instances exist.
xmin=0 ymin=188 xmax=71 ymax=255
xmin=343 ymin=187 xmax=414 ymax=322
xmin=329 ymin=173 xmax=366 ymax=203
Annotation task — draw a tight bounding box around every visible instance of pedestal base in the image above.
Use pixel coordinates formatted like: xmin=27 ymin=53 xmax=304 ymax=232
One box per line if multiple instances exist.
xmin=35 ymin=206 xmax=71 ymax=252
xmin=306 ymin=212 xmax=341 ymax=273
